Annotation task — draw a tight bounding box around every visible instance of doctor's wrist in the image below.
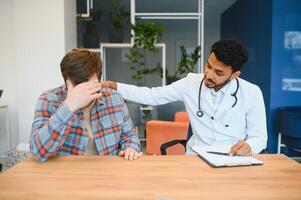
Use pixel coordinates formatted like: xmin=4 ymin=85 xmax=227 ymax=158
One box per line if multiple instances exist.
xmin=110 ymin=81 xmax=117 ymax=90
xmin=100 ymin=81 xmax=117 ymax=90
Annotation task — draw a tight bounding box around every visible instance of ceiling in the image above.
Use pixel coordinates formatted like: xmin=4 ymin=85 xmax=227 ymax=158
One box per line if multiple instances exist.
xmin=205 ymin=0 xmax=237 ymax=15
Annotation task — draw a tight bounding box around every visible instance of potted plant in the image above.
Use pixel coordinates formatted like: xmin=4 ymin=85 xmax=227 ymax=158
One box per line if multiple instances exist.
xmin=126 ymin=22 xmax=165 ymax=125
xmin=126 ymin=22 xmax=165 ymax=84
xmin=166 ymin=45 xmax=201 ymax=84
xmin=108 ymin=0 xmax=130 ymax=43
xmin=79 ymin=8 xmax=102 ymax=48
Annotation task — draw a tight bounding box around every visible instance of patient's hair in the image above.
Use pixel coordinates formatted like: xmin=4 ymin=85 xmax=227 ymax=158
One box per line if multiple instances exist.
xmin=211 ymin=39 xmax=248 ymax=72
xmin=60 ymin=49 xmax=102 ymax=85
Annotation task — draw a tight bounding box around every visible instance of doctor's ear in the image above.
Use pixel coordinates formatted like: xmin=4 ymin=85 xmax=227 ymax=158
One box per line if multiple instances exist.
xmin=231 ymin=71 xmax=241 ymax=80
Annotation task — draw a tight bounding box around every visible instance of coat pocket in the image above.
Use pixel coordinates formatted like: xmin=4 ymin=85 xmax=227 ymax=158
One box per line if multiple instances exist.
xmin=220 ymin=112 xmax=246 ymax=139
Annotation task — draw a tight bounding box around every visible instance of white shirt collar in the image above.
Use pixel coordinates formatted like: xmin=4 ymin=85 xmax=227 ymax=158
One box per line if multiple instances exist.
xmin=208 ymin=80 xmax=231 ymax=96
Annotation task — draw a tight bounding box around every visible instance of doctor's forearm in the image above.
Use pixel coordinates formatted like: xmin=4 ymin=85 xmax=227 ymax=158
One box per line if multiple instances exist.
xmin=116 ymin=83 xmax=179 ymax=106
xmin=100 ymin=81 xmax=150 ymax=104
xmin=117 ymin=83 xmax=160 ymax=105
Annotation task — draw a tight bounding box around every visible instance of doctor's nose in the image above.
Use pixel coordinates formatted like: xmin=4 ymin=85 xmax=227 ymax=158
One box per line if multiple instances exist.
xmin=205 ymin=70 xmax=214 ymax=80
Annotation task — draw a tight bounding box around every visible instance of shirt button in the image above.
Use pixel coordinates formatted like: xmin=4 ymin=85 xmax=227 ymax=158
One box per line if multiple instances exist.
xmin=211 ymin=116 xmax=214 ymax=120
xmin=82 ymin=146 xmax=86 ymax=150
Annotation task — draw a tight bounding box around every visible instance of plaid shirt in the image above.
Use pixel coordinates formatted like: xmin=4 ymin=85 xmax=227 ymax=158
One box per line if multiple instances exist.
xmin=30 ymin=85 xmax=140 ymax=162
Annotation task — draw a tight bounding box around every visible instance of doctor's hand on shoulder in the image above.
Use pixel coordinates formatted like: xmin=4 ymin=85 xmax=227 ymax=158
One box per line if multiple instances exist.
xmin=229 ymin=141 xmax=252 ymax=156
xmin=100 ymin=81 xmax=117 ymax=90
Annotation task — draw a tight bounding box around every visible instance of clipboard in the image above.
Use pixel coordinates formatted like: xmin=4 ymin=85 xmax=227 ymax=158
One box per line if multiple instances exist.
xmin=191 ymin=146 xmax=263 ymax=168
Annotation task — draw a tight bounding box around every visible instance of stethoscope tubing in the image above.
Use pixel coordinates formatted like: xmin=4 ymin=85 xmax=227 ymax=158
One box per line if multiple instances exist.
xmin=197 ymin=77 xmax=239 ymax=118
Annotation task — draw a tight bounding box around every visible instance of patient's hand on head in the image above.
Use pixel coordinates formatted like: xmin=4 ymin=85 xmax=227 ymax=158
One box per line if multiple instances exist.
xmin=119 ymin=147 xmax=143 ymax=161
xmin=99 ymin=81 xmax=117 ymax=90
xmin=64 ymin=80 xmax=102 ymax=112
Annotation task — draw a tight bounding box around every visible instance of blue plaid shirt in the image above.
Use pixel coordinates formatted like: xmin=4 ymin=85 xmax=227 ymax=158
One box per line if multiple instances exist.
xmin=30 ymin=85 xmax=140 ymax=162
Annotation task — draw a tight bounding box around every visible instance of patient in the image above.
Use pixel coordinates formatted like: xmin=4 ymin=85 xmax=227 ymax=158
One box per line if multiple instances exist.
xmin=30 ymin=49 xmax=142 ymax=162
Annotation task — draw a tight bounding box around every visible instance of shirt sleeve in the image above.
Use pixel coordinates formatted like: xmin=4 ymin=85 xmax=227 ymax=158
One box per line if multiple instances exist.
xmin=119 ymin=99 xmax=141 ymax=152
xmin=30 ymin=95 xmax=74 ymax=162
xmin=117 ymin=76 xmax=188 ymax=106
xmin=245 ymin=86 xmax=268 ymax=154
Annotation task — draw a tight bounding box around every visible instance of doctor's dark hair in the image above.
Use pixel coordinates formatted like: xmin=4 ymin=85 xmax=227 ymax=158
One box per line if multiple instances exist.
xmin=60 ymin=49 xmax=102 ymax=85
xmin=211 ymin=39 xmax=248 ymax=72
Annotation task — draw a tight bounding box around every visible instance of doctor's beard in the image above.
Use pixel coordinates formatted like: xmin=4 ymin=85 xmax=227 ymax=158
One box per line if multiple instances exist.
xmin=204 ymin=75 xmax=231 ymax=90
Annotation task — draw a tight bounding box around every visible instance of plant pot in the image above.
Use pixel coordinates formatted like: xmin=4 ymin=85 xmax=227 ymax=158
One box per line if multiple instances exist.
xmin=140 ymin=105 xmax=153 ymax=124
xmin=83 ymin=32 xmax=99 ymax=48
xmin=166 ymin=77 xmax=180 ymax=85
xmin=108 ymin=27 xmax=124 ymax=43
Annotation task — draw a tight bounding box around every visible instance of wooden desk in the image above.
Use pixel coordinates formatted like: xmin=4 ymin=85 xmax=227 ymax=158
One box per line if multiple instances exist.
xmin=0 ymin=155 xmax=301 ymax=200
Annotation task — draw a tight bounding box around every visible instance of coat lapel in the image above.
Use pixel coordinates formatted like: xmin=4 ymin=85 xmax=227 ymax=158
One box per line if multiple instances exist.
xmin=215 ymin=79 xmax=237 ymax=120
xmin=201 ymin=82 xmax=214 ymax=117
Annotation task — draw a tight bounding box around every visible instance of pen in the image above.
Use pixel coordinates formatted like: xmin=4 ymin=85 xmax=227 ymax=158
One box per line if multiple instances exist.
xmin=206 ymin=151 xmax=230 ymax=156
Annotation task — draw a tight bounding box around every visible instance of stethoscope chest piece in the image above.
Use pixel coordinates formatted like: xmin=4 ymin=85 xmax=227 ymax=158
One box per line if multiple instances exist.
xmin=197 ymin=110 xmax=204 ymax=117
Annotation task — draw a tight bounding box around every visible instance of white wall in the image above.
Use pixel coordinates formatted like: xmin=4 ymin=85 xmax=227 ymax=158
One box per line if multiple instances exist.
xmin=0 ymin=0 xmax=77 ymax=149
xmin=0 ymin=0 xmax=19 ymax=149
xmin=64 ymin=0 xmax=77 ymax=53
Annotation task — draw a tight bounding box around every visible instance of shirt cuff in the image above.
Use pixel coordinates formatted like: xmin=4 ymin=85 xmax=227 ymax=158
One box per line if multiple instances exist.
xmin=117 ymin=82 xmax=125 ymax=93
xmin=54 ymin=102 xmax=74 ymax=125
xmin=245 ymin=139 xmax=266 ymax=155
xmin=121 ymin=142 xmax=141 ymax=153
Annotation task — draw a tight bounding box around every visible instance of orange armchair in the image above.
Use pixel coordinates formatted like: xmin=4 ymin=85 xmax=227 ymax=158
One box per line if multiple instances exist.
xmin=146 ymin=112 xmax=189 ymax=155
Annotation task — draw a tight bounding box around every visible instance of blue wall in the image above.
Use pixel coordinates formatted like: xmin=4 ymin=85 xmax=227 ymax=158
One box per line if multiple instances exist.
xmin=221 ymin=0 xmax=301 ymax=153
xmin=221 ymin=0 xmax=273 ymax=149
xmin=270 ymin=0 xmax=301 ymax=152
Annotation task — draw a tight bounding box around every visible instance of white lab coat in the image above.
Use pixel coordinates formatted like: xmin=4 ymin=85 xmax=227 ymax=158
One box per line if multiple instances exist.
xmin=117 ymin=73 xmax=267 ymax=155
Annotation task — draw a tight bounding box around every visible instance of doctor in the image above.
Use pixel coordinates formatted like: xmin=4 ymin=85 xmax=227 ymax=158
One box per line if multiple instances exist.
xmin=101 ymin=39 xmax=267 ymax=156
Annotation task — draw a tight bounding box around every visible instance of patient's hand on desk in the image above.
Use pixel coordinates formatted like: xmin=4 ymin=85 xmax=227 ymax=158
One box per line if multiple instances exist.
xmin=119 ymin=147 xmax=143 ymax=161
xmin=100 ymin=81 xmax=117 ymax=90
xmin=229 ymin=141 xmax=252 ymax=156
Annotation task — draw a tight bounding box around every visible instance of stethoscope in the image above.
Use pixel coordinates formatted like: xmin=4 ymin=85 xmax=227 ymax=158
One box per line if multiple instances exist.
xmin=196 ymin=78 xmax=239 ymax=118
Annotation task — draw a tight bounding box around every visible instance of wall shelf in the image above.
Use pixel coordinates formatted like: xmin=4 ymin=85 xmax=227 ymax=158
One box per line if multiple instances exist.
xmin=130 ymin=0 xmax=204 ymax=72
xmin=100 ymin=0 xmax=204 ymax=82
xmin=135 ymin=12 xmax=202 ymax=20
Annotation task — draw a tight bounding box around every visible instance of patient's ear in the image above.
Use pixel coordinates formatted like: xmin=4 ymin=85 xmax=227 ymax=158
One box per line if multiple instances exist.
xmin=66 ymin=80 xmax=74 ymax=90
